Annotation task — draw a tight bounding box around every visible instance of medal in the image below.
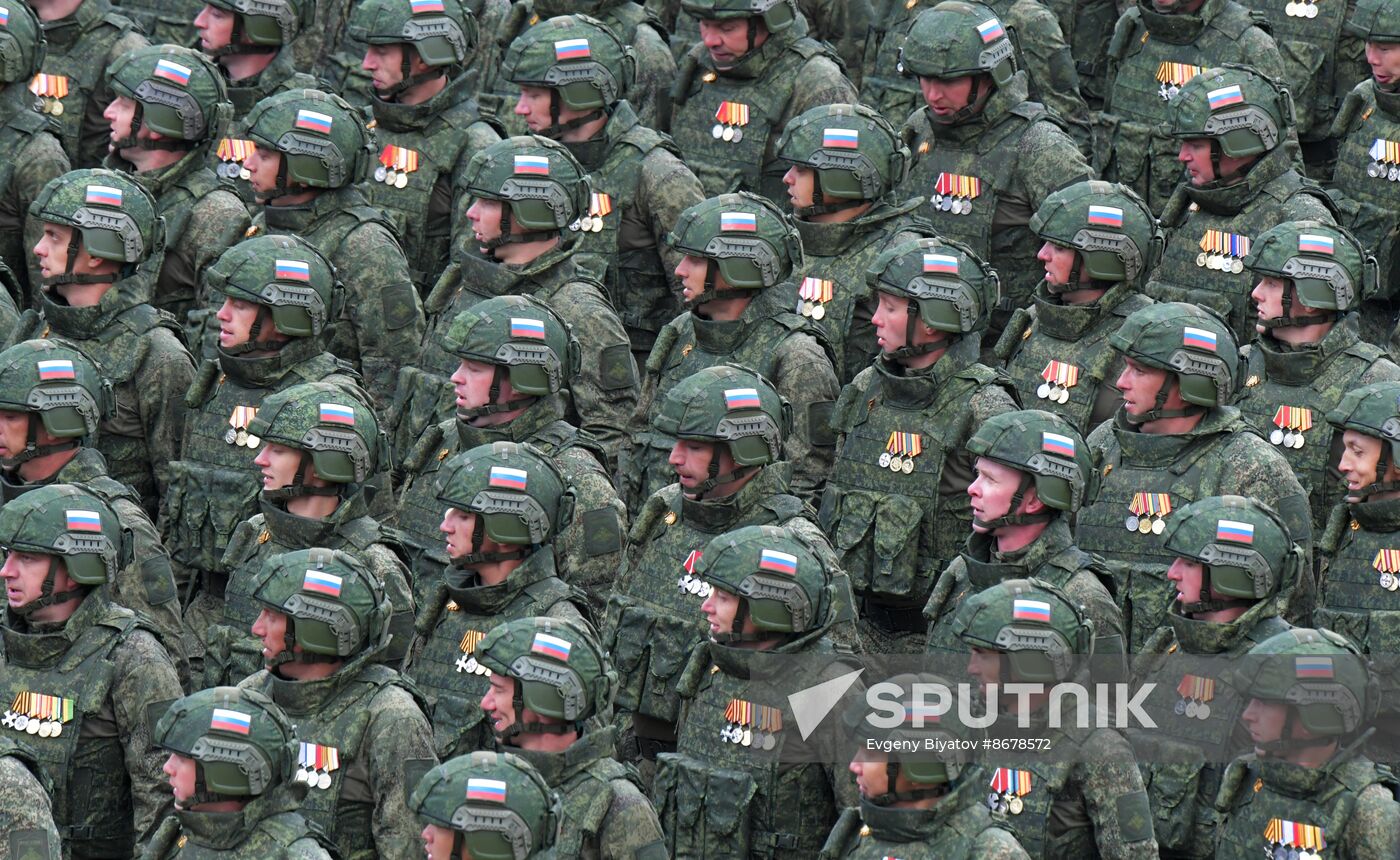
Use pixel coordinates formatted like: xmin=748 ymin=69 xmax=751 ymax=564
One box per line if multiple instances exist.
xmin=713 ymin=102 xmax=750 ymax=144
xmin=375 ymin=165 xmax=388 ymax=182
xmin=228 ymin=405 xmax=258 ymax=447
xmin=798 ymin=276 xmax=833 ymax=319
xmin=395 ymin=172 xmax=408 ymax=189
xmin=1177 ymin=675 xmax=1216 ymax=722
xmin=884 ymin=431 xmax=923 ymax=475
xmin=1265 ymin=819 xmax=1326 ymax=860
xmin=1196 ymin=702 xmax=1210 ymax=720
xmin=1185 ymin=700 xmax=1199 ymax=718
xmin=1196 ymin=252 xmax=1208 ymax=268
xmin=1174 ymin=698 xmax=1187 ymax=715
xmin=1138 ymin=517 xmax=1153 ymax=535
xmin=1199 ymin=230 xmax=1250 ymax=275
xmin=586 ymin=192 xmax=612 ymax=233
xmin=933 ymin=172 xmax=980 ymax=217
xmin=225 ymin=427 xmax=238 ymax=444
xmin=1125 ymin=515 xmax=1141 ymax=532
xmin=1271 ymin=406 xmax=1313 ymax=450
xmin=1038 ymin=360 xmax=1080 ymax=405
xmin=235 ymin=429 xmax=248 ymax=446
xmin=722 ymin=126 xmax=735 ymax=142
xmin=712 ymin=123 xmax=724 ymax=139
xmin=988 ymin=768 xmax=1031 ymax=814
xmin=877 ymin=452 xmax=891 ymax=468
xmin=378 ymin=144 xmax=419 ymax=188
xmin=889 ymin=456 xmax=903 ymax=472
xmin=297 ymin=742 xmax=340 ymax=791
xmin=7 ymin=692 xmax=73 ymax=738
xmin=245 ymin=434 xmax=261 ymax=448
xmin=457 ymin=629 xmax=485 ymax=674
xmin=1155 ymin=62 xmax=1203 ymax=103
xmin=1129 ymin=492 xmax=1171 ymax=536
xmin=1373 ymin=549 xmax=1400 ymax=591
xmin=1008 ymin=796 xmax=1024 ymax=815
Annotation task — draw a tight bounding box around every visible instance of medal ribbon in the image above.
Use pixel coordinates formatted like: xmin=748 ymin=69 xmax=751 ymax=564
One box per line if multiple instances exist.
xmin=28 ymin=73 xmax=69 ymax=98
xmin=458 ymin=629 xmax=485 ymax=654
xmin=725 ymin=699 xmax=739 ymax=725
xmin=590 ymin=192 xmax=613 ymax=218
xmin=1370 ymin=138 xmax=1400 ymax=164
xmin=990 ymin=768 xmax=1032 ymax=795
xmin=714 ymin=102 xmax=750 ymax=127
xmin=216 ymin=138 xmax=252 ymax=163
xmin=1270 ymin=406 xmax=1313 ymax=432
xmin=1373 ymin=548 xmax=1400 ymax=573
xmin=1129 ymin=493 xmax=1172 ymax=517
xmin=935 ymin=172 xmax=982 ymax=198
xmin=885 ymin=432 xmax=923 ymax=458
xmin=229 ymin=406 xmax=257 ymax=431
xmin=1198 ymin=230 xmax=1252 ymax=258
xmin=1155 ymin=61 xmax=1204 ymax=86
xmin=799 ymin=277 xmax=833 ymax=302
xmin=1040 ymin=360 xmax=1080 ymax=388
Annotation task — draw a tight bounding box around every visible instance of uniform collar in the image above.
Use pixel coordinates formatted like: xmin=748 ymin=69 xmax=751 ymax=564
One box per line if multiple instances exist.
xmin=455 ymin=400 xmax=569 ymax=450
xmin=370 ymin=70 xmax=479 ymax=134
xmin=793 ymin=198 xmax=922 ymax=259
xmin=872 ymin=334 xmax=983 ymax=406
xmin=1032 ymin=281 xmax=1139 ymax=340
xmin=442 ymin=547 xmax=560 ymax=613
xmin=679 ymin=461 xmax=795 ymax=533
xmin=1255 ymin=314 xmax=1360 ymax=385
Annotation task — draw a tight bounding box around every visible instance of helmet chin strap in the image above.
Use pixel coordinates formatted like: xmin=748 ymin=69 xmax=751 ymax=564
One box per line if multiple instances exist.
xmin=482 ymin=204 xmax=558 ymax=254
xmin=255 ymin=153 xmax=299 ymax=203
xmin=534 ymin=89 xmax=608 ymax=140
xmin=110 ymin=102 xmax=196 ymax=152
xmin=456 ymin=365 xmax=537 ymax=422
xmin=0 ymin=414 xmax=79 ymax=470
xmin=795 ymin=176 xmax=868 ymax=219
xmin=683 ymin=259 xmax=726 ymax=312
xmin=210 ymin=16 xmax=278 ymax=57
xmin=970 ymin=471 xmax=1056 ymax=531
xmin=929 ymin=74 xmax=990 ymax=126
xmin=1177 ymin=564 xmax=1258 ymax=614
xmin=42 ymin=229 xmax=117 ymax=288
xmin=1257 ymin=282 xmax=1336 ymax=333
xmin=1254 ymin=707 xmax=1340 ymax=757
xmin=450 ymin=522 xmax=530 ymax=570
xmin=686 ymin=442 xmax=757 ymax=500
xmin=11 ymin=556 xmax=86 ymax=619
xmin=711 ymin=598 xmax=786 ymax=645
xmin=377 ymin=49 xmax=447 ymax=102
xmin=1350 ymin=443 xmax=1400 ymax=501
xmin=1124 ymin=374 xmax=1205 ymax=425
xmin=866 ymin=763 xmax=950 ymax=806
xmin=499 ymin=678 xmax=575 ymax=740
xmin=263 ymin=452 xmax=343 ymax=505
xmin=1045 ymin=249 xmax=1092 ymax=298
xmin=219 ymin=306 xmax=287 ymax=356
xmin=888 ymin=299 xmax=947 ymax=361
xmin=271 ymin=619 xmax=341 ymax=667
xmin=1205 ymin=139 xmax=1254 ymax=186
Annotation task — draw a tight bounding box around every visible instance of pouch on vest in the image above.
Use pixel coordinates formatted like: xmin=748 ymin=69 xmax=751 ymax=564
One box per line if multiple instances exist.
xmin=828 ymin=490 xmax=925 ymax=600
xmin=653 ymin=755 xmax=756 ymax=860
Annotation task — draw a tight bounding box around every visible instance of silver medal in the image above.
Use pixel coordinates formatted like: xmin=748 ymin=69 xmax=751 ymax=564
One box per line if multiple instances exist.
xmin=374 ymin=166 xmax=388 ymax=182
xmin=1151 ymin=518 xmax=1166 ymax=535
xmin=317 ymin=772 xmax=332 ymax=790
xmin=712 ymin=123 xmax=724 ymax=139
xmin=1195 ymin=702 xmax=1210 ymax=720
xmin=226 ymin=427 xmax=239 ymax=445
xmin=395 ymin=172 xmax=408 ymax=189
xmin=1174 ymin=698 xmax=1188 ymax=715
xmin=1056 ymin=388 xmax=1070 ymax=404
xmin=731 ymin=127 xmax=743 ymax=143
xmin=1292 ymin=433 xmax=1304 ymax=449
xmin=1230 ymin=258 xmax=1244 ymax=274
xmin=1369 ymin=162 xmax=1384 ymax=178
xmin=1283 ymin=431 xmax=1296 ymax=447
xmin=1126 ymin=515 xmax=1140 ymax=532
xmin=722 ymin=126 xmax=735 ymax=142
xmin=1270 ymin=428 xmax=1285 ymax=445
xmin=1037 ymin=382 xmax=1052 ymax=399
xmin=878 ymin=452 xmax=892 ymax=468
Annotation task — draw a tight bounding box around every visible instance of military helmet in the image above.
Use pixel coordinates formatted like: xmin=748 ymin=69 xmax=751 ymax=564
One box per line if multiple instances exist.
xmin=153 ymin=686 xmax=298 ymax=801
xmin=439 ymin=295 xmax=579 ymax=399
xmin=203 ymin=0 xmax=310 ymax=47
xmin=1168 ymin=64 xmax=1291 ymax=159
xmin=966 ymin=409 xmax=1094 ymax=514
xmin=0 ymin=1 xmax=46 ymax=84
xmin=475 ymin=616 xmax=617 ymax=727
xmin=410 ymin=750 xmax=561 ymax=860
xmin=502 ymin=14 xmax=634 ymax=112
xmin=437 ymin=441 xmax=574 ymax=547
xmin=1231 ymin=628 xmax=1378 ymax=739
xmin=1163 ymin=495 xmax=1301 ymax=608
xmin=1326 ymin=381 xmax=1400 ymax=498
xmin=897 ymin=1 xmax=1016 ymax=87
xmin=867 ymin=235 xmax=999 ymax=334
xmin=846 ymin=672 xmax=977 ymax=796
xmin=697 ymin=524 xmax=832 ymax=636
xmin=653 ymin=364 xmax=790 ymax=469
xmin=1030 ymin=180 xmax=1160 ymax=284
xmin=348 ymin=0 xmax=477 ymax=68
xmin=0 ymin=484 xmax=123 ymax=586
xmin=461 ymin=135 xmax=591 ymax=236
xmin=1347 ymin=0 xmax=1400 ymax=42
xmin=679 ymin=0 xmax=798 ymax=33
xmin=774 ymin=103 xmax=910 ymax=206
xmin=244 ymin=89 xmax=374 ymax=189
xmin=248 ymin=382 xmax=383 ymax=485
xmin=107 ymin=45 xmax=231 ymax=143
xmin=665 ymin=192 xmax=803 ymax=290
xmin=30 ymin=168 xmax=160 ymax=265
xmin=952 ymin=578 xmax=1094 ymax=683
xmin=203 ymin=234 xmax=339 ymax=338
xmin=0 ymin=339 xmax=111 ymax=452
xmin=249 ymin=547 xmax=391 ymax=659
xmin=1244 ymin=220 xmax=1371 ymax=314
xmin=1109 ymin=302 xmax=1238 ymax=409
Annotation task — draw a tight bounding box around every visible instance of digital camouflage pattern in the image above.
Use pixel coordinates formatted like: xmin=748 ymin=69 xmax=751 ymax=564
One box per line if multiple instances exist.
xmin=0 ymin=738 xmax=61 ymax=860
xmin=820 ymin=794 xmax=1030 ymax=860
xmin=1040 ymin=0 xmax=1119 ymax=110
xmin=981 ymin=0 xmax=1093 ymax=153
xmin=111 ymin=0 xmax=203 ymax=45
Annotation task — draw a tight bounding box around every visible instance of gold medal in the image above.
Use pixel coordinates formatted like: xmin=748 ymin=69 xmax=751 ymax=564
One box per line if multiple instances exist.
xmin=1139 ymin=517 xmax=1154 ymax=535
xmin=889 ymin=455 xmax=903 ymax=472
xmin=901 ymin=459 xmax=914 ymax=474
xmin=1008 ymin=796 xmax=1024 ymax=815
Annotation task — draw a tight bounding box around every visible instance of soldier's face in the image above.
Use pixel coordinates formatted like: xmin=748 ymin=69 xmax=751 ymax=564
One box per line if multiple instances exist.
xmin=782 ymin=164 xmax=818 ymax=211
xmin=31 ymin=222 xmax=88 ymax=282
xmin=1115 ymin=357 xmax=1175 ymax=419
xmin=163 ymin=753 xmax=199 ymax=806
xmin=1037 ymin=241 xmax=1085 ymax=288
xmin=440 ymin=507 xmax=478 ymax=560
xmin=1 ymin=550 xmax=56 ymax=611
xmin=966 ymin=647 xmax=1005 ymax=689
xmin=968 ymin=457 xmax=1034 ymax=532
xmin=466 ymin=198 xmax=509 ymax=252
xmin=243 ymin=144 xmax=283 ymax=195
xmin=1166 ymin=558 xmax=1209 ymax=607
xmin=254 ymin=442 xmax=307 ymax=490
xmin=701 ymin=586 xmax=741 ymax=635
xmin=1366 ymin=41 xmax=1400 ymax=87
xmin=872 ymin=291 xmax=946 ymax=354
xmin=103 ymin=96 xmax=141 ymax=152
xmin=669 ymin=439 xmax=734 ymax=489
xmin=849 ymin=747 xmax=893 ymax=798
xmin=481 ymin=673 xmax=553 ymax=738
xmin=674 ymin=254 xmax=727 ymax=302
xmin=450 ymin=358 xmax=519 ymax=417
xmin=698 ymin=17 xmax=766 ymax=68
xmin=194 ymin=5 xmax=236 ymax=53
xmin=26 ymin=0 xmax=82 ymax=23
xmin=362 ymin=44 xmax=431 ymax=94
xmin=1240 ymin=698 xmax=1299 ymax=748
xmin=420 ymin=823 xmax=458 ymax=860
xmin=251 ymin=607 xmax=291 ymax=661
xmin=514 ymin=85 xmax=591 ymax=134
xmin=0 ymin=409 xmax=32 ymax=462
xmin=215 ymin=297 xmax=260 ymax=348
xmin=918 ymin=75 xmax=977 ymax=118
xmin=1339 ymin=430 xmax=1385 ymax=494
xmin=1177 ymin=139 xmax=1217 ymax=184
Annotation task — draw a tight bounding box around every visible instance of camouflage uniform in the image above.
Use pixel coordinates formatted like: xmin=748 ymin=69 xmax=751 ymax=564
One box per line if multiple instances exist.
xmin=0 ymin=738 xmax=61 ymax=860
xmin=0 ymin=486 xmax=184 ymax=859
xmin=1145 ymin=66 xmax=1337 ymax=346
xmin=0 ymin=268 xmax=16 ymax=337
xmin=408 ymin=751 xmax=563 ymax=860
xmin=1040 ymin=0 xmax=1119 ymax=110
xmin=1095 ymin=0 xmax=1285 ymax=214
xmin=111 ymin=0 xmax=203 ymax=45
xmin=31 ymin=0 xmax=148 ymax=168
xmin=16 ymin=168 xmax=196 ymax=519
xmin=238 ymin=548 xmax=437 ymax=860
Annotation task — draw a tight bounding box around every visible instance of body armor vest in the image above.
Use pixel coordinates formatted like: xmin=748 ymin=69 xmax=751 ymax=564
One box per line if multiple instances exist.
xmin=820 ymin=794 xmax=1001 ymax=860
xmin=109 ymin=0 xmax=201 ymax=45
xmin=1329 ymin=83 xmax=1400 ymax=302
xmin=1316 ymin=502 xmax=1400 ymax=652
xmin=1233 ymin=0 xmax=1354 ymax=143
xmin=857 ymin=0 xmax=926 ymax=128
xmin=143 ymin=162 xmax=241 ymax=325
xmin=145 ymin=803 xmax=323 ymax=859
xmin=35 ymin=2 xmax=141 ymax=160
xmin=0 ymin=93 xmax=52 ymax=219
xmin=0 ymin=601 xmax=137 ymax=858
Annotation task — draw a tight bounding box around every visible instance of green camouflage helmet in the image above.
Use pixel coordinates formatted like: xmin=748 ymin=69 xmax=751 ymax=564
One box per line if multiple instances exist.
xmin=952 ymin=577 xmax=1094 ymax=683
xmin=203 ymin=0 xmax=311 ymax=48
xmin=679 ymin=0 xmax=798 ymax=32
xmin=107 ymin=45 xmax=231 ymax=143
xmin=1109 ymin=302 xmax=1238 ymax=411
xmin=249 ymin=547 xmax=391 ymax=660
xmin=1326 ymin=381 xmax=1400 ymax=497
xmin=440 ymin=295 xmax=580 ymax=401
xmin=244 ymin=89 xmax=374 ymax=189
xmin=1029 ymin=180 xmax=1160 ymax=284
xmin=1230 ymin=628 xmax=1378 ymax=740
xmin=0 ymin=340 xmax=113 ymax=461
xmin=653 ymin=364 xmax=791 ymax=476
xmin=502 ymin=14 xmax=635 ymax=113
xmin=461 ymin=135 xmax=591 ymax=239
xmin=1168 ymin=64 xmax=1291 ymax=159
xmin=203 ymin=234 xmax=340 ymax=338
xmin=248 ymin=381 xmax=383 ymax=486
xmin=475 ymin=616 xmax=618 ymax=729
xmin=348 ymin=0 xmax=477 ymax=70
xmin=0 ymin=484 xmax=124 ymax=593
xmin=1163 ymin=495 xmax=1302 ymax=612
xmin=774 ymin=103 xmax=911 ymax=210
xmin=30 ymin=168 xmax=160 ymax=265
xmin=697 ymin=524 xmax=832 ymax=638
xmin=665 ymin=192 xmax=803 ymax=289
xmin=898 ymin=1 xmax=1016 ymax=87
xmin=153 ymin=686 xmax=298 ymax=802
xmin=965 ymin=409 xmax=1094 ymax=516
xmin=410 ymin=750 xmax=561 ymax=860
xmin=1244 ymin=220 xmax=1372 ymax=318
xmin=847 ymin=672 xmax=978 ymax=798
xmin=0 ymin=1 xmax=46 ymax=84
xmin=1347 ymin=0 xmax=1400 ymax=42
xmin=867 ymin=235 xmax=999 ymax=336
xmin=437 ymin=441 xmax=575 ymax=548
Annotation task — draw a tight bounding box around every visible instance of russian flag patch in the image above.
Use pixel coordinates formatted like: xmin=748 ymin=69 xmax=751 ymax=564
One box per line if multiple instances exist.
xmin=65 ymin=510 xmax=103 ymax=532
xmin=720 ymin=211 xmax=757 ymax=232
xmin=922 ymin=253 xmax=959 ymax=274
xmin=410 ymin=0 xmax=445 ymax=12
xmin=466 ymin=778 xmax=508 ymax=802
xmin=1041 ymin=432 xmax=1076 ymax=458
xmin=1182 ymin=326 xmax=1218 ymax=352
xmin=1297 ymin=234 xmax=1335 ymax=255
xmin=976 ymin=17 xmax=1005 ymax=42
xmin=303 ymin=569 xmax=344 ymax=597
xmin=489 ymin=466 xmax=528 ymax=490
xmin=822 ymin=127 xmax=860 ymax=149
xmin=36 ymin=359 xmax=75 ymax=380
xmin=530 ymin=631 xmax=572 ymax=661
xmin=85 ymin=185 xmax=123 ymax=207
xmin=153 ymin=58 xmax=192 ymax=86
xmin=1012 ymin=598 xmax=1052 ymax=622
xmin=1215 ymin=519 xmax=1255 ymax=544
xmin=210 ymin=708 xmax=253 ymax=735
xmin=724 ymin=387 xmax=761 ymax=409
xmin=554 ymin=38 xmax=591 ymax=60
xmin=1087 ymin=205 xmax=1123 ymax=227
xmin=510 ymin=317 xmax=546 ymax=339
xmin=318 ymin=402 xmax=356 ymax=425
xmin=294 ymin=109 xmax=333 ymax=134
xmin=758 ymin=549 xmax=798 ymax=575
xmin=1206 ymin=85 xmax=1244 ymax=110
xmin=1294 ymin=656 xmax=1334 ymax=679
xmin=275 ymin=259 xmax=311 ymax=282
xmin=513 ymin=155 xmax=550 ymax=175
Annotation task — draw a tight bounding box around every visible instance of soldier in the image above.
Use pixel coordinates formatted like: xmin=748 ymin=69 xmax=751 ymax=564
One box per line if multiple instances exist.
xmin=821 ymin=673 xmax=1030 ymax=860
xmin=103 ymin=45 xmax=252 ymax=330
xmin=0 ymin=264 xmax=17 ymax=338
xmin=1131 ymin=495 xmax=1301 ymax=858
xmin=1236 ymin=220 xmax=1400 ymax=534
xmin=27 ymin=0 xmax=148 ymax=168
xmin=476 ymin=616 xmax=668 ymax=859
xmin=819 ymin=236 xmax=1017 ymax=652
xmin=241 ymin=547 xmax=437 ymax=860
xmin=624 ymin=192 xmax=836 ymax=510
xmin=774 ymin=103 xmax=930 ymax=383
xmin=392 ymin=296 xmax=624 ymax=618
xmin=503 ymin=13 xmax=704 ymax=363
xmin=0 ymin=485 xmax=184 ymax=858
xmin=953 ymin=578 xmax=1159 ymax=859
xmin=669 ymin=0 xmax=857 ymax=204
xmin=1213 ymin=628 xmax=1400 ymax=859
xmin=0 ymin=1 xmax=69 ymax=309
xmin=405 ymin=135 xmax=638 ymax=469
xmin=1095 ymin=0 xmax=1285 ymax=214
xmin=0 ymin=339 xmax=187 ymax=687
xmin=1145 ymin=66 xmax=1337 ymax=345
xmin=18 ymin=168 xmax=195 ymax=518
xmin=409 ymin=750 xmax=562 ymax=860
xmin=349 ymin=0 xmax=501 ymax=296
xmin=1041 ymin=0 xmax=1119 ymax=111
xmin=896 ymin=1 xmax=1094 ymax=340
xmin=145 ymin=686 xmax=336 ymax=859
xmin=201 ymin=381 xmax=415 ymax=687
xmin=995 ymin=180 xmax=1158 ymax=434
xmin=243 ymin=89 xmax=425 ymax=409
xmin=923 ymin=410 xmax=1126 ymax=668
xmin=402 ymin=441 xmax=590 ymax=759
xmin=653 ymin=524 xmax=857 ymax=858
xmin=1075 ymin=302 xmax=1313 ymax=649
xmin=0 ymin=734 xmax=61 ymax=860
